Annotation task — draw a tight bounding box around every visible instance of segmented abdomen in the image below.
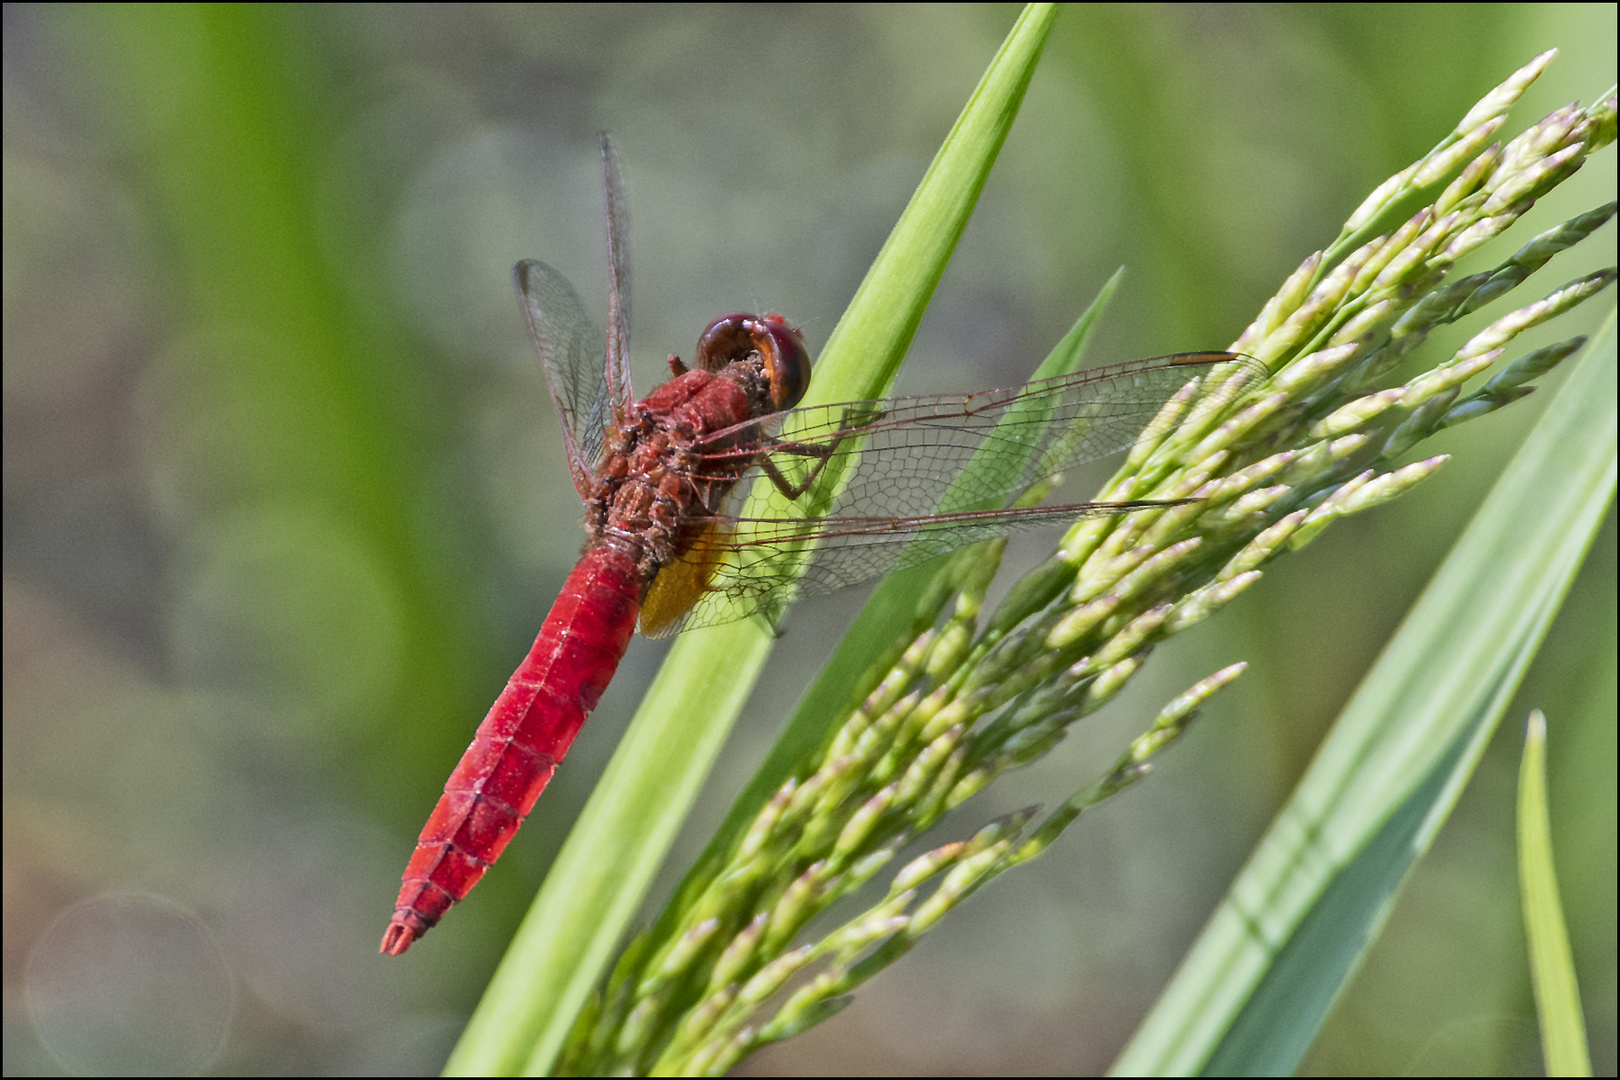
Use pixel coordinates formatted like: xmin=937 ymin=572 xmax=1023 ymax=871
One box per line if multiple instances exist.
xmin=381 ymin=544 xmax=642 ymax=955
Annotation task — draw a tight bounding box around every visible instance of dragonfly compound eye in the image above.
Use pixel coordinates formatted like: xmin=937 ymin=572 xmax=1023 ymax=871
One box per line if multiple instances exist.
xmin=757 ymin=313 xmax=810 ymax=412
xmin=693 ymin=314 xmax=759 ymax=372
xmin=693 ymin=313 xmax=811 ymax=412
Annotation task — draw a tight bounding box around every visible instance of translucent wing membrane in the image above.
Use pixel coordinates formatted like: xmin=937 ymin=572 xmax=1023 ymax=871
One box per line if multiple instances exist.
xmin=515 ymin=259 xmax=614 ymax=496
xmin=599 ymin=133 xmax=634 ymax=428
xmin=649 ymin=352 xmax=1263 ymax=634
xmin=513 ymin=133 xmax=635 ymax=498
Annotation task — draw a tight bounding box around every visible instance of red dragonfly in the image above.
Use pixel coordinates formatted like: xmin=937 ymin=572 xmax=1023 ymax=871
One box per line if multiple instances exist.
xmin=381 ymin=136 xmax=1254 ymax=955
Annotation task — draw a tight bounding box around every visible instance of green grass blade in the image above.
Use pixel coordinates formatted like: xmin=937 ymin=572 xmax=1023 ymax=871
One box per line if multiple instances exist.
xmin=443 ymin=6 xmax=1059 ymax=1075
xmin=1112 ymin=309 xmax=1617 ymax=1076
xmin=1519 ymin=709 xmax=1593 ymax=1077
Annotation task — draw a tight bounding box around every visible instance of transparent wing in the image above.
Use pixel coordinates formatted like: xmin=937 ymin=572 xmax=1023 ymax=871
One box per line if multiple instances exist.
xmin=514 ymin=259 xmax=611 ymax=497
xmin=512 ymin=134 xmax=636 ymax=498
xmin=599 ymin=132 xmax=634 ymax=433
xmin=648 ymin=352 xmax=1263 ymax=634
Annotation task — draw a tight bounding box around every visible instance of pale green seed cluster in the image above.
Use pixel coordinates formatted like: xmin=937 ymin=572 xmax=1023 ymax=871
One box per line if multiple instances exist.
xmin=559 ymin=53 xmax=1616 ymax=1076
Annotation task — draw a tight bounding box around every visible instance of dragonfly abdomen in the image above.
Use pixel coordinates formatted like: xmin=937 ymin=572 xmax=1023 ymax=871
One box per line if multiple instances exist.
xmin=382 ymin=544 xmax=642 ymax=955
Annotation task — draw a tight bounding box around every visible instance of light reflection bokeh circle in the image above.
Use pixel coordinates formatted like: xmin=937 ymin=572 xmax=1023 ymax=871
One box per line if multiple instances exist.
xmin=25 ymin=894 xmax=232 ymax=1077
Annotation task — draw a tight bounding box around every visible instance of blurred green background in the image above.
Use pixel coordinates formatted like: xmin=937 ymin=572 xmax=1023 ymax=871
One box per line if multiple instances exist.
xmin=3 ymin=4 xmax=1612 ymax=1075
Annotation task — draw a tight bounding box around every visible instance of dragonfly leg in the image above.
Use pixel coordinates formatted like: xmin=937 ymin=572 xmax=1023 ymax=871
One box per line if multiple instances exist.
xmin=759 ymin=403 xmax=887 ymax=499
xmin=757 ymin=452 xmax=831 ymax=500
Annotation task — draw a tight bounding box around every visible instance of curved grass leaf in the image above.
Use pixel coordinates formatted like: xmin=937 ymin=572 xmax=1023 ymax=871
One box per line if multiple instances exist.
xmin=1113 ymin=310 xmax=1616 ymax=1076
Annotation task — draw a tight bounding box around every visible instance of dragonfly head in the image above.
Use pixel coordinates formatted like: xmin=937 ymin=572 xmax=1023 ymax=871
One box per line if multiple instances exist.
xmin=694 ymin=312 xmax=811 ymax=412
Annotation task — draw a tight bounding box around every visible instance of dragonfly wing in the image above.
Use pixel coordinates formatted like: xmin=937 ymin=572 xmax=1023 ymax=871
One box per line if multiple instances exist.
xmin=653 ymin=499 xmax=1192 ymax=635
xmin=515 ymin=259 xmax=612 ymax=497
xmin=743 ymin=352 xmax=1258 ymax=522
xmin=599 ymin=133 xmax=635 ymax=432
xmin=651 ymin=352 xmax=1262 ymax=632
xmin=511 ymin=135 xmax=638 ymax=499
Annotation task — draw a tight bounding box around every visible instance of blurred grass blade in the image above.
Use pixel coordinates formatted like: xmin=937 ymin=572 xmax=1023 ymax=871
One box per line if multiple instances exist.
xmin=1113 ymin=309 xmax=1617 ymax=1077
xmin=444 ymin=5 xmax=1060 ymax=1075
xmin=1519 ymin=710 xmax=1592 ymax=1077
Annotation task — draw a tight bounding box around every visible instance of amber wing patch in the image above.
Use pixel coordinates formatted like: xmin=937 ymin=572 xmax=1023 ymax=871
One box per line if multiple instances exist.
xmin=639 ymin=522 xmax=734 ymax=637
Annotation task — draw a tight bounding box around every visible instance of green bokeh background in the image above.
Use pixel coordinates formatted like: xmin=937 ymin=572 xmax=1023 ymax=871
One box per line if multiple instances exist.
xmin=4 ymin=4 xmax=1612 ymax=1075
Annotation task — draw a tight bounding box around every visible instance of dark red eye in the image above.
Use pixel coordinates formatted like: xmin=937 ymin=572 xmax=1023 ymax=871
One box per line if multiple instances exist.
xmin=693 ymin=314 xmax=759 ymax=372
xmin=757 ymin=313 xmax=810 ymax=411
xmin=693 ymin=313 xmax=811 ymax=412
